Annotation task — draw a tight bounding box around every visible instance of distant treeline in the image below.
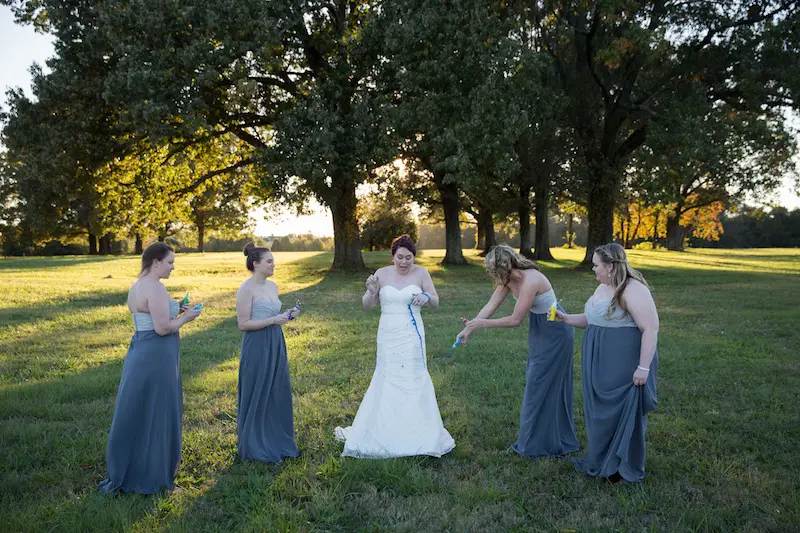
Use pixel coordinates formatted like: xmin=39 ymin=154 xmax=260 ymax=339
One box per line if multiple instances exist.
xmin=4 ymin=207 xmax=797 ymax=257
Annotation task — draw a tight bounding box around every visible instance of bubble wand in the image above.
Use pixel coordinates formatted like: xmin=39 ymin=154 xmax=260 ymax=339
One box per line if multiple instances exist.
xmin=430 ymin=317 xmax=469 ymax=367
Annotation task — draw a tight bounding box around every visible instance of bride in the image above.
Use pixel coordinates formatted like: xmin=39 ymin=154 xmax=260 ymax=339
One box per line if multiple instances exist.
xmin=335 ymin=235 xmax=455 ymax=458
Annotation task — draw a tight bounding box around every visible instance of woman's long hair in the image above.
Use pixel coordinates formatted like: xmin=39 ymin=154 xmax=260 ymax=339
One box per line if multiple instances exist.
xmin=594 ymin=243 xmax=650 ymax=317
xmin=484 ymin=244 xmax=540 ymax=286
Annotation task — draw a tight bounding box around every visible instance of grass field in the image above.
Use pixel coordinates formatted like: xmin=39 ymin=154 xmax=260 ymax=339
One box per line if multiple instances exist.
xmin=1 ymin=248 xmax=799 ymax=532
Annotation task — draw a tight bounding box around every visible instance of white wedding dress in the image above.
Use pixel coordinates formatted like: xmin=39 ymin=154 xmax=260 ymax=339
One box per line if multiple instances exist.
xmin=335 ymin=284 xmax=455 ymax=458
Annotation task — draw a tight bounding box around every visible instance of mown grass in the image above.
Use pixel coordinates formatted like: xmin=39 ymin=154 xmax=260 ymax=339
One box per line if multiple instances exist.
xmin=1 ymin=248 xmax=799 ymax=532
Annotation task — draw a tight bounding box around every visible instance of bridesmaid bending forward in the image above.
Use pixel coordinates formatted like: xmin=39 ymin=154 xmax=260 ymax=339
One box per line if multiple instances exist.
xmin=235 ymin=243 xmax=300 ymax=463
xmin=458 ymin=245 xmax=579 ymax=459
xmin=557 ymin=243 xmax=659 ymax=483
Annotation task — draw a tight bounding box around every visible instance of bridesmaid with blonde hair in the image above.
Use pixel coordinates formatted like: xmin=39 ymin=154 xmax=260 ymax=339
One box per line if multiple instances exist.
xmin=458 ymin=244 xmax=579 ymax=459
xmin=556 ymin=243 xmax=658 ymax=483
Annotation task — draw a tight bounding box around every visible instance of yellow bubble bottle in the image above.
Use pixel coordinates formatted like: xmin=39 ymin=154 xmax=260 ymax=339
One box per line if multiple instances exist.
xmin=547 ymin=300 xmax=558 ymax=321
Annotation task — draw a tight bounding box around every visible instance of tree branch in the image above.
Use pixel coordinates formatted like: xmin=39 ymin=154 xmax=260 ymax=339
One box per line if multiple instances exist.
xmin=175 ymin=158 xmax=255 ymax=195
xmin=232 ymin=128 xmax=269 ymax=150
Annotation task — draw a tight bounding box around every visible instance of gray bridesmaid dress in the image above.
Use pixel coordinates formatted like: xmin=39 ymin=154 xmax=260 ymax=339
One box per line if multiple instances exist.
xmin=237 ymin=299 xmax=299 ymax=463
xmin=574 ymin=295 xmax=658 ymax=482
xmin=512 ymin=289 xmax=580 ymax=459
xmin=99 ymin=300 xmax=183 ymax=494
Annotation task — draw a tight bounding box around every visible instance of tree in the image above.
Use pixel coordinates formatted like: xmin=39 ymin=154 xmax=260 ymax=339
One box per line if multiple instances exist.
xmin=632 ymin=86 xmax=796 ymax=250
xmin=555 ymin=198 xmax=587 ymax=249
xmin=522 ymin=0 xmax=800 ymax=264
xmin=378 ymin=0 xmax=527 ymax=265
xmin=102 ymin=0 xmax=394 ymax=268
xmin=3 ymin=0 xmax=391 ymax=269
xmin=1 ymin=60 xmax=126 ymax=253
xmin=358 ymin=191 xmax=417 ymax=251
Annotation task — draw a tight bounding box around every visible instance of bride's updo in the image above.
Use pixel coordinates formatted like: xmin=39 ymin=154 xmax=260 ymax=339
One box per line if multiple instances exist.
xmin=243 ymin=242 xmax=271 ymax=271
xmin=391 ymin=234 xmax=416 ymax=256
xmin=484 ymin=244 xmax=540 ymax=286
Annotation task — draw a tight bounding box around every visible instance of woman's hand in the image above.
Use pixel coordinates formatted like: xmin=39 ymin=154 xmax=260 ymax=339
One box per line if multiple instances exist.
xmin=632 ymin=366 xmax=649 ymax=386
xmin=183 ymin=306 xmax=202 ymax=322
xmin=410 ymin=292 xmax=431 ymax=307
xmin=178 ymin=303 xmax=189 ymax=315
xmin=554 ymin=309 xmax=569 ymax=324
xmin=273 ymin=312 xmax=291 ymax=326
xmin=464 ymin=318 xmax=484 ymax=332
xmin=456 ymin=327 xmax=472 ymax=344
xmin=365 ymin=274 xmax=380 ymax=294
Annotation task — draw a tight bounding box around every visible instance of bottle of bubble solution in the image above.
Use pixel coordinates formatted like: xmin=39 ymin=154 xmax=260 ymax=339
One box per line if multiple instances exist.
xmin=547 ymin=300 xmax=558 ymax=321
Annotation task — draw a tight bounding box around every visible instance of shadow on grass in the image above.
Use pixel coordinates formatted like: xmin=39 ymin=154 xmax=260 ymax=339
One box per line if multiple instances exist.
xmin=0 ymin=289 xmax=130 ymax=330
xmin=0 ymin=255 xmax=128 ymax=271
xmin=0 ymin=251 xmax=328 ymax=532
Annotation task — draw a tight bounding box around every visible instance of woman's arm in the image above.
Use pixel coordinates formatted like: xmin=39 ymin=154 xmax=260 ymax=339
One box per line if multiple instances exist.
xmin=363 ymin=272 xmax=380 ymax=310
xmin=554 ymin=310 xmax=588 ymax=329
xmin=149 ymin=285 xmax=199 ymax=335
xmin=415 ymin=268 xmax=440 ymax=309
xmin=623 ymin=281 xmax=659 ymax=385
xmin=473 ymin=285 xmax=510 ymax=320
xmin=471 ymin=281 xmax=536 ymax=329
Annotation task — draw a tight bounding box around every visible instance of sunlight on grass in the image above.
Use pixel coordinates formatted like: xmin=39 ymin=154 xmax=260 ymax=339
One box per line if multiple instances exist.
xmin=1 ymin=248 xmax=799 ymax=531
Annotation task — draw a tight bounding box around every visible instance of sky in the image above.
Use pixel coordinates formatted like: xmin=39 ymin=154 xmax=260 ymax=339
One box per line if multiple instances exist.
xmin=2 ymin=5 xmax=798 ymax=238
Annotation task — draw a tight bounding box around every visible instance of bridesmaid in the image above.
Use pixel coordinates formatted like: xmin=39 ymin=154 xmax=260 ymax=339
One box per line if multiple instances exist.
xmin=457 ymin=245 xmax=579 ymax=459
xmin=235 ymin=243 xmax=300 ymax=463
xmin=99 ymin=242 xmax=202 ymax=494
xmin=556 ymin=243 xmax=658 ymax=483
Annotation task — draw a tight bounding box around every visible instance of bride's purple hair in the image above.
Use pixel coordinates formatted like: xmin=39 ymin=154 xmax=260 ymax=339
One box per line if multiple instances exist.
xmin=391 ymin=234 xmax=416 ymax=256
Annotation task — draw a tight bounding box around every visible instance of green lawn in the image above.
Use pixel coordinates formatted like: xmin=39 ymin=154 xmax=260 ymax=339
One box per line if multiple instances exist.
xmin=1 ymin=248 xmax=799 ymax=532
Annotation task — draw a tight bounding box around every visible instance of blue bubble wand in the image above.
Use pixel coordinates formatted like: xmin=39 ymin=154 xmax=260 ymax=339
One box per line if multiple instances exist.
xmin=430 ymin=317 xmax=469 ymax=367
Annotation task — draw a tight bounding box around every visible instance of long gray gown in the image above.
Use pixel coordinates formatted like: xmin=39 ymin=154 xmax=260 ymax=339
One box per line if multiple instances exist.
xmin=237 ymin=299 xmax=299 ymax=463
xmin=99 ymin=300 xmax=182 ymax=494
xmin=512 ymin=289 xmax=580 ymax=459
xmin=574 ymin=295 xmax=658 ymax=482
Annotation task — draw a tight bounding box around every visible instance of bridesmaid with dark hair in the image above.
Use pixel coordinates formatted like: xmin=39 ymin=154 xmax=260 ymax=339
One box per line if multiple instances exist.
xmin=457 ymin=244 xmax=579 ymax=459
xmin=235 ymin=243 xmax=300 ymax=463
xmin=99 ymin=242 xmax=202 ymax=494
xmin=556 ymin=243 xmax=659 ymax=483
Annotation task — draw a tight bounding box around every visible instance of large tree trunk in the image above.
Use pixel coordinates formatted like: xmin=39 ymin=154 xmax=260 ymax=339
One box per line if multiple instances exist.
xmin=477 ymin=208 xmax=495 ymax=256
xmin=435 ymin=174 xmax=467 ymax=265
xmin=476 ymin=218 xmax=485 ymax=250
xmin=532 ymin=181 xmax=554 ymax=261
xmin=330 ymin=180 xmax=365 ymax=270
xmin=666 ymin=212 xmax=686 ymax=251
xmin=196 ymin=215 xmax=205 ymax=253
xmin=518 ymin=184 xmax=533 ymax=258
xmin=134 ymin=233 xmax=143 ymax=254
xmin=582 ymin=172 xmax=617 ymax=265
xmin=88 ymin=233 xmax=98 ymax=255
xmin=99 ymin=234 xmax=112 ymax=255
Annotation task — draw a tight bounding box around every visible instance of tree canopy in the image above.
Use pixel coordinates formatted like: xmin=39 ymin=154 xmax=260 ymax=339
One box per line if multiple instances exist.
xmin=1 ymin=0 xmax=798 ymax=262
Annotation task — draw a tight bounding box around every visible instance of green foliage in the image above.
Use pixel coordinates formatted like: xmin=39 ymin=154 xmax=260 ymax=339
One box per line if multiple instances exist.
xmin=2 ymin=0 xmax=800 ymax=264
xmin=358 ymin=191 xmax=417 ymax=251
